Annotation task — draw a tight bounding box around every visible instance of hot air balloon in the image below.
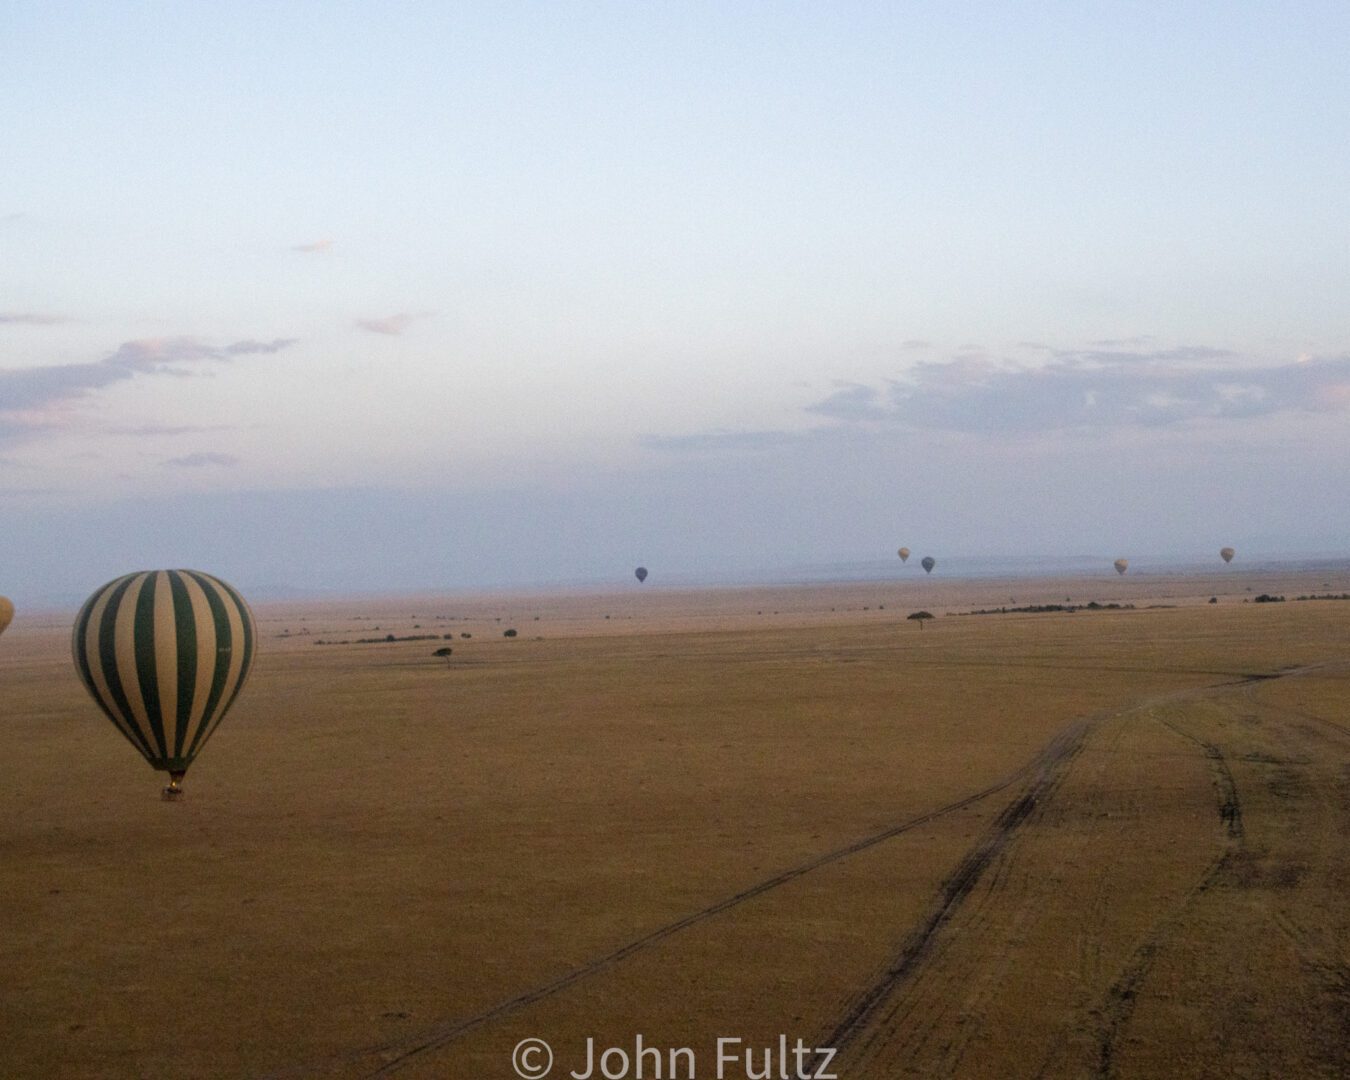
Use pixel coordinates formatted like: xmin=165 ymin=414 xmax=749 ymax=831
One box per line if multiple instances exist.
xmin=898 ymin=547 xmax=910 ymax=563
xmin=634 ymin=566 xmax=648 ymax=583
xmin=1220 ymin=547 xmax=1235 ymax=564
xmin=0 ymin=596 xmax=13 ymax=637
xmin=72 ymin=570 xmax=255 ymax=799
xmin=1113 ymin=558 xmax=1128 ymax=575
xmin=921 ymin=556 xmax=936 ymax=574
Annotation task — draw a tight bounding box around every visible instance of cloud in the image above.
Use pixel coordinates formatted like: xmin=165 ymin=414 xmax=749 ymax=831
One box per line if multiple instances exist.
xmin=803 ymin=382 xmax=891 ymax=422
xmin=292 ymin=238 xmax=334 ymax=253
xmin=805 ymin=349 xmax=1350 ymax=434
xmin=640 ymin=429 xmax=811 ymax=453
xmin=1087 ymin=335 xmax=1156 ymax=348
xmin=355 ymin=312 xmax=430 ymax=336
xmin=647 ymin=345 xmax=1350 ymax=458
xmin=223 ymin=338 xmax=297 ymax=355
xmin=0 ymin=312 xmax=69 ymax=325
xmin=105 ymin=423 xmax=237 ymax=437
xmin=0 ymin=336 xmax=297 ymax=437
xmin=163 ymin=452 xmax=239 ymax=468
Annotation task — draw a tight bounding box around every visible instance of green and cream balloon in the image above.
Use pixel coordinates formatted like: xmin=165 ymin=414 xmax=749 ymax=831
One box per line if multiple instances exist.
xmin=72 ymin=570 xmax=255 ymax=797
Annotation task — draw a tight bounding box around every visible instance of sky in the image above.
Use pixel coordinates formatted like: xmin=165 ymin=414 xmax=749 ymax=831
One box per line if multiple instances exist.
xmin=3 ymin=2 xmax=1349 ymax=604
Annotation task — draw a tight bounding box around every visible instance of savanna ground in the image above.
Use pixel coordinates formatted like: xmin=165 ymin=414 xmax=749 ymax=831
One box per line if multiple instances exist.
xmin=2 ymin=569 xmax=1347 ymax=1079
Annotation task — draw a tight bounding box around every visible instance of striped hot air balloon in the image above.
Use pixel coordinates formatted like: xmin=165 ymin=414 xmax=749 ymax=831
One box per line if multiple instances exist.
xmin=72 ymin=570 xmax=255 ymax=799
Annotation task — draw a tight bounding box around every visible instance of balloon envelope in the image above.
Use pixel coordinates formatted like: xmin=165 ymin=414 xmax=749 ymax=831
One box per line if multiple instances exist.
xmin=921 ymin=556 xmax=936 ymax=574
xmin=0 ymin=596 xmax=13 ymax=637
xmin=1220 ymin=547 xmax=1235 ymax=564
xmin=1113 ymin=558 xmax=1128 ymax=575
xmin=898 ymin=547 xmax=910 ymax=562
xmin=634 ymin=566 xmax=648 ymax=583
xmin=72 ymin=570 xmax=255 ymax=782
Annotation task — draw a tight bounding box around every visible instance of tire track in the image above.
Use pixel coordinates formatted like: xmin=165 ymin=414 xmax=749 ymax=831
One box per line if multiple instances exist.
xmin=1090 ymin=706 xmax=1252 ymax=1078
xmin=269 ymin=673 xmax=1288 ymax=1080
xmin=263 ymin=728 xmax=1064 ymax=1079
xmin=801 ymin=719 xmax=1091 ymax=1075
xmin=806 ymin=671 xmax=1307 ymax=1078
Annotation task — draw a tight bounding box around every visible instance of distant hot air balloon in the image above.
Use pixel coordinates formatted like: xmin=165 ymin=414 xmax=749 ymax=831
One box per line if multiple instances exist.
xmin=634 ymin=566 xmax=648 ymax=583
xmin=1220 ymin=547 xmax=1235 ymax=564
xmin=921 ymin=556 xmax=936 ymax=574
xmin=71 ymin=570 xmax=255 ymax=799
xmin=898 ymin=547 xmax=910 ymax=563
xmin=0 ymin=596 xmax=13 ymax=638
xmin=1113 ymin=558 xmax=1128 ymax=575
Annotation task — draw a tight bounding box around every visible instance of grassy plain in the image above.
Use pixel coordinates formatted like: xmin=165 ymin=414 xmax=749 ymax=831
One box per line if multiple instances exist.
xmin=2 ymin=568 xmax=1347 ymax=1079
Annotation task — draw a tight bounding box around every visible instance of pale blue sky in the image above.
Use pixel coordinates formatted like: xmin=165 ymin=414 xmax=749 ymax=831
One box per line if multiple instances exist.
xmin=3 ymin=2 xmax=1348 ymax=601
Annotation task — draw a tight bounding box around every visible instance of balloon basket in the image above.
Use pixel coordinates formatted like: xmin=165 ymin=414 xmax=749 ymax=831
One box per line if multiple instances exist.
xmin=161 ymin=774 xmax=185 ymax=802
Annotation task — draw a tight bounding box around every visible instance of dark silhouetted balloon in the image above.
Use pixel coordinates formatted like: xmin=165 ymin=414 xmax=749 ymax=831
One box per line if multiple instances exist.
xmin=921 ymin=556 xmax=936 ymax=574
xmin=1220 ymin=547 xmax=1235 ymax=564
xmin=1114 ymin=558 xmax=1128 ymax=575
xmin=634 ymin=567 xmax=648 ymax=583
xmin=898 ymin=547 xmax=910 ymax=562
xmin=72 ymin=570 xmax=255 ymax=799
xmin=0 ymin=596 xmax=12 ymax=638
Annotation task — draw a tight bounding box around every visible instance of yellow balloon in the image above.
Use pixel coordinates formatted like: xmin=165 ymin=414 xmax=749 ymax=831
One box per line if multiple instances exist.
xmin=1113 ymin=558 xmax=1128 ymax=575
xmin=898 ymin=547 xmax=910 ymax=562
xmin=1220 ymin=547 xmax=1235 ymax=564
xmin=0 ymin=596 xmax=13 ymax=637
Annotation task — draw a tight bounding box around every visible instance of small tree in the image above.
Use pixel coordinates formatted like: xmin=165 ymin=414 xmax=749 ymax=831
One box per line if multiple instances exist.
xmin=503 ymin=628 xmax=518 ymax=638
xmin=907 ymin=611 xmax=935 ymax=630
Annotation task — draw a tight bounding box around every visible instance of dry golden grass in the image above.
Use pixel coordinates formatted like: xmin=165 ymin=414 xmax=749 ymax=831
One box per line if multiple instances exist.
xmin=2 ymin=571 xmax=1347 ymax=1079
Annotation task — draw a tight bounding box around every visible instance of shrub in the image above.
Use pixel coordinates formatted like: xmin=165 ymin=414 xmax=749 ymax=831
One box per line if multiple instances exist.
xmin=503 ymin=628 xmax=518 ymax=638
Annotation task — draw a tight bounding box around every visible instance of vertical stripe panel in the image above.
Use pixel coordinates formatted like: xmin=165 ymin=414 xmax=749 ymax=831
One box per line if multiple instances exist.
xmin=182 ymin=571 xmax=235 ymax=760
xmin=101 ymin=574 xmax=160 ymax=760
xmin=151 ymin=571 xmax=182 ymax=758
xmin=196 ymin=573 xmax=251 ymax=751
xmin=129 ymin=572 xmax=168 ymax=760
xmin=167 ymin=571 xmax=199 ymax=761
xmin=78 ymin=576 xmax=155 ymax=760
xmin=179 ymin=572 xmax=219 ymax=758
xmin=209 ymin=573 xmax=254 ymax=738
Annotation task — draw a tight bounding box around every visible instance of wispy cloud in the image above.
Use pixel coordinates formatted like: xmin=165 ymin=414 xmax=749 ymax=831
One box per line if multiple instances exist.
xmin=640 ymin=429 xmax=811 ymax=453
xmin=0 ymin=335 xmax=297 ymax=438
xmin=292 ymin=238 xmax=334 ymax=253
xmin=163 ymin=451 xmax=239 ymax=468
xmin=647 ymin=345 xmax=1350 ymax=457
xmin=105 ymin=423 xmax=237 ymax=437
xmin=355 ymin=312 xmax=430 ymax=336
xmin=0 ymin=312 xmax=69 ymax=325
xmin=805 ymin=349 xmax=1350 ymax=433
